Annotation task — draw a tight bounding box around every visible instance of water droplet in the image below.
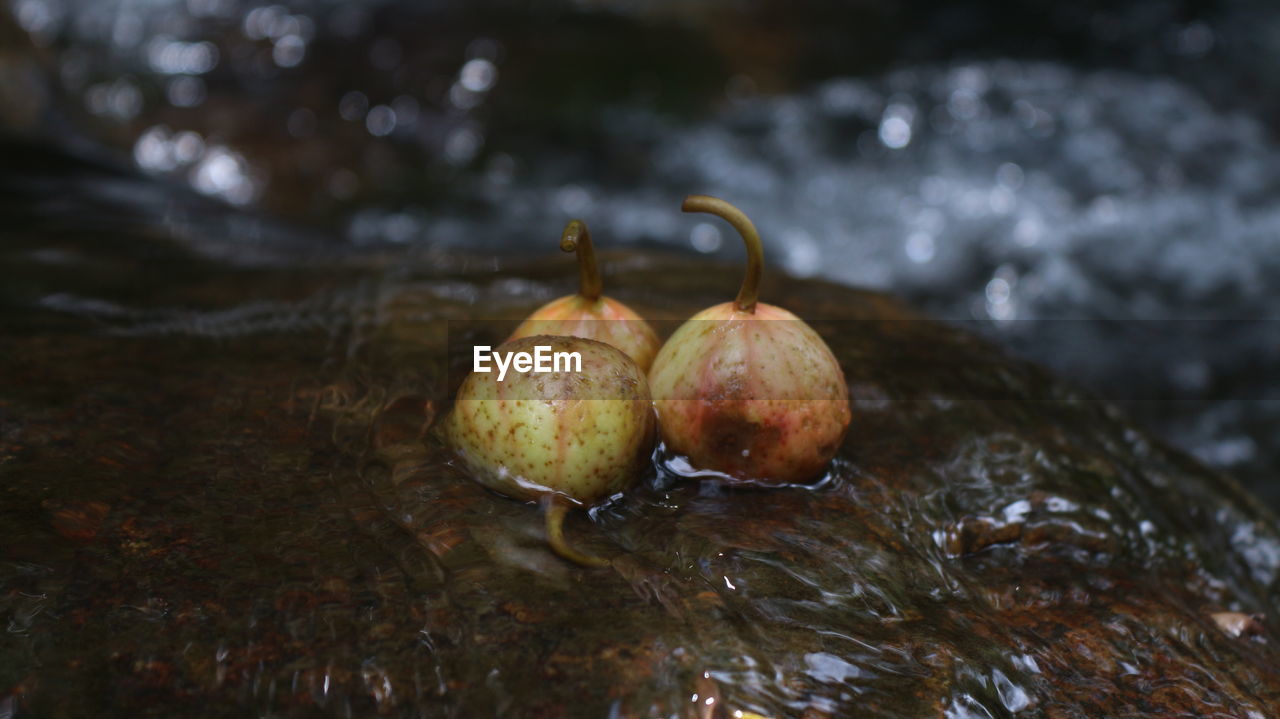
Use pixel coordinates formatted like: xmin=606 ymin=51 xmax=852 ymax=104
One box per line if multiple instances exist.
xmin=365 ymin=105 xmax=396 ymax=137
xmin=190 ymin=146 xmax=256 ymax=205
xmin=272 ymin=34 xmax=306 ymax=68
xmin=905 ymin=232 xmax=936 ymax=263
xmin=690 ymin=223 xmax=722 ymax=253
xmin=134 ymin=126 xmax=176 ymax=172
xmin=879 ymin=116 xmax=912 ymax=149
xmin=172 ymin=131 xmax=205 ymax=164
xmin=459 ymin=58 xmax=497 ymax=93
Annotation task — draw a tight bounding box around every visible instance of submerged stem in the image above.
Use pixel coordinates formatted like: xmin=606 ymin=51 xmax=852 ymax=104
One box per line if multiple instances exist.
xmin=681 ymin=195 xmax=762 ymax=313
xmin=543 ymin=494 xmax=610 ymax=567
xmin=560 ymin=220 xmax=602 ymax=301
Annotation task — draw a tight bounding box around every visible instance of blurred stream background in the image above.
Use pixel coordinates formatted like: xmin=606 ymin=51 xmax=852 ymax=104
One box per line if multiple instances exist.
xmin=1 ymin=0 xmax=1277 ymax=504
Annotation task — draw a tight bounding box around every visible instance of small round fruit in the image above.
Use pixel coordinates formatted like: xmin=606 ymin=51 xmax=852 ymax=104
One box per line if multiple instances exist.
xmin=648 ymin=195 xmax=851 ymax=485
xmin=509 ymin=220 xmax=661 ymax=371
xmin=445 ymin=334 xmax=656 ymax=565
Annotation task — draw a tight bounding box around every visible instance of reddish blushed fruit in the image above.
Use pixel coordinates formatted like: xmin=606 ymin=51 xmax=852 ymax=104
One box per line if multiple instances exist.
xmin=509 ymin=219 xmax=661 ymax=371
xmin=444 ymin=335 xmax=656 ymax=566
xmin=648 ymin=196 xmax=851 ymax=485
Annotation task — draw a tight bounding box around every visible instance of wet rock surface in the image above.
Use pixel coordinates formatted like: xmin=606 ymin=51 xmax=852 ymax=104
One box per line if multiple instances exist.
xmin=3 ymin=220 xmax=1279 ymax=717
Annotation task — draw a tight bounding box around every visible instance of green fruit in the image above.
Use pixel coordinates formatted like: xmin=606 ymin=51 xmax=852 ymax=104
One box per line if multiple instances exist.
xmin=445 ymin=334 xmax=656 ymax=565
xmin=509 ymin=220 xmax=661 ymax=370
xmin=648 ymin=196 xmax=851 ymax=485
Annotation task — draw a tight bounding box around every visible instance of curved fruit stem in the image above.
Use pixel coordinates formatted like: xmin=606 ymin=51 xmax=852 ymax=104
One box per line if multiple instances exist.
xmin=681 ymin=195 xmax=762 ymax=313
xmin=543 ymin=494 xmax=610 ymax=567
xmin=560 ymin=220 xmax=602 ymax=301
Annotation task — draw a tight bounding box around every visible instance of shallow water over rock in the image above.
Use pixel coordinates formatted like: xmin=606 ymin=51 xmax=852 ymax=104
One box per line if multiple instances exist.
xmin=3 ymin=209 xmax=1279 ymax=716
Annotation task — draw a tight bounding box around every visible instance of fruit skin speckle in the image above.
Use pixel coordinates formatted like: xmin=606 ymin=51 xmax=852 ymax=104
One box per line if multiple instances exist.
xmin=444 ymin=335 xmax=656 ymax=564
xmin=649 ymin=302 xmax=850 ymax=485
xmin=509 ymin=294 xmax=660 ymax=372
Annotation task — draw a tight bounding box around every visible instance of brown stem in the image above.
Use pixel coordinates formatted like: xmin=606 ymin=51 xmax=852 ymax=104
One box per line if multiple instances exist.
xmin=681 ymin=195 xmax=762 ymax=313
xmin=560 ymin=220 xmax=602 ymax=301
xmin=543 ymin=494 xmax=610 ymax=567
